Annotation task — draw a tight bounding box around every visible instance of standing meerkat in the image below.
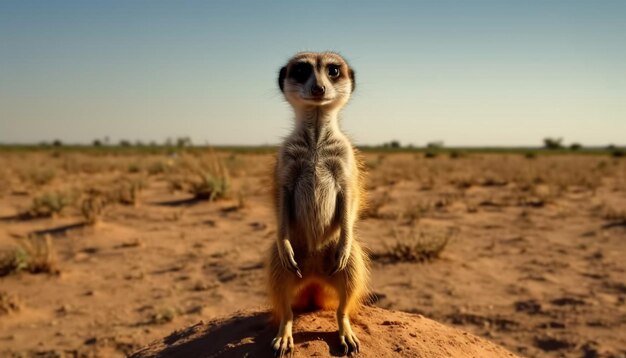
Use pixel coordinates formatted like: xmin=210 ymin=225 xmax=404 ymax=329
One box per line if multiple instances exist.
xmin=268 ymin=52 xmax=369 ymax=357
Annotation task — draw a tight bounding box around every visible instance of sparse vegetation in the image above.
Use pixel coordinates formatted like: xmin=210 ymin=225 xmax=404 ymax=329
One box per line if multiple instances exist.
xmin=114 ymin=178 xmax=145 ymax=206
xmin=80 ymin=190 xmax=111 ymax=225
xmin=0 ymin=235 xmax=58 ymax=277
xmin=168 ymin=152 xmax=231 ymax=201
xmin=28 ymin=190 xmax=76 ymax=218
xmin=372 ymin=226 xmax=454 ymax=263
xmin=18 ymin=167 xmax=56 ymax=187
xmin=189 ymin=171 xmax=229 ymax=201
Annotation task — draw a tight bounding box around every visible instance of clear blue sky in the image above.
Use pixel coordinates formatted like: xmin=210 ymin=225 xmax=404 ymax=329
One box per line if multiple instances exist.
xmin=1 ymin=1 xmax=625 ymax=146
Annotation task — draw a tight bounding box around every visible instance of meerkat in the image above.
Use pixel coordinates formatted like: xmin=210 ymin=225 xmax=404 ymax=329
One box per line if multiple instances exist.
xmin=268 ymin=52 xmax=369 ymax=357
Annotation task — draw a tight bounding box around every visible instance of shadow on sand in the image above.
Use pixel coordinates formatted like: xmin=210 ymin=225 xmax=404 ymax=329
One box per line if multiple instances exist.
xmin=31 ymin=222 xmax=87 ymax=237
xmin=151 ymin=197 xmax=204 ymax=207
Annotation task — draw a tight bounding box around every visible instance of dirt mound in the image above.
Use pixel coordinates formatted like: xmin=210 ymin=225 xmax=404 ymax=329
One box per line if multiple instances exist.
xmin=130 ymin=306 xmax=518 ymax=358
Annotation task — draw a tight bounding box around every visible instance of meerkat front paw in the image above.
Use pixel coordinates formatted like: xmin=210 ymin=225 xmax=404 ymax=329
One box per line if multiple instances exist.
xmin=331 ymin=245 xmax=351 ymax=275
xmin=278 ymin=240 xmax=302 ymax=278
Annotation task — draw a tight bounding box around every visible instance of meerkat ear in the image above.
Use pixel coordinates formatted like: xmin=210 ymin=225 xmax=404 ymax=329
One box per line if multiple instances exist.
xmin=278 ymin=66 xmax=287 ymax=92
xmin=349 ymin=68 xmax=356 ymax=93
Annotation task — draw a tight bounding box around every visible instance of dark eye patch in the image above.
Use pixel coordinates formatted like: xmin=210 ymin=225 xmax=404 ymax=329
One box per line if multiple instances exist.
xmin=289 ymin=62 xmax=313 ymax=84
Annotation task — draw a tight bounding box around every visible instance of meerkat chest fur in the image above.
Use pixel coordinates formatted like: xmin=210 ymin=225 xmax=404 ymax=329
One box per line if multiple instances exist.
xmin=279 ymin=116 xmax=354 ymax=252
xmin=276 ymin=51 xmax=359 ymax=255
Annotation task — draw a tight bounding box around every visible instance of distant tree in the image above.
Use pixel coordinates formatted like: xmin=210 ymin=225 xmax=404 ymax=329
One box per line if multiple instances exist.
xmin=569 ymin=143 xmax=582 ymax=151
xmin=119 ymin=139 xmax=132 ymax=147
xmin=52 ymin=139 xmax=63 ymax=147
xmin=607 ymin=144 xmax=616 ymax=150
xmin=92 ymin=139 xmax=102 ymax=147
xmin=426 ymin=141 xmax=444 ymax=149
xmin=381 ymin=140 xmax=401 ymax=148
xmin=176 ymin=136 xmax=192 ymax=148
xmin=135 ymin=140 xmax=144 ymax=147
xmin=543 ymin=137 xmax=563 ymax=150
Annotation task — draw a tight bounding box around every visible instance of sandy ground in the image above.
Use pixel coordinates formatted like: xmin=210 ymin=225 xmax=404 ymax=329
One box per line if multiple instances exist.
xmin=0 ymin=151 xmax=624 ymax=357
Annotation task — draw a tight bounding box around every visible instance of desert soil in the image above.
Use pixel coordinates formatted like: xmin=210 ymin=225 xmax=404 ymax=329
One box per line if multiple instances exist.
xmin=130 ymin=306 xmax=519 ymax=358
xmin=0 ymin=150 xmax=624 ymax=357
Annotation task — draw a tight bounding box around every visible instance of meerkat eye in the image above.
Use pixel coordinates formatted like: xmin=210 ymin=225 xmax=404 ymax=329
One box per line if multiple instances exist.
xmin=327 ymin=65 xmax=340 ymax=78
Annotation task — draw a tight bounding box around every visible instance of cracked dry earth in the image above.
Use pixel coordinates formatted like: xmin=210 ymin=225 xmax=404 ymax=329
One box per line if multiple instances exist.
xmin=0 ymin=151 xmax=625 ymax=357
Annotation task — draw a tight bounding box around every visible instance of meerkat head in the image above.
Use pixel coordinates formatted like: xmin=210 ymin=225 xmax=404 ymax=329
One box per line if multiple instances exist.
xmin=278 ymin=52 xmax=355 ymax=111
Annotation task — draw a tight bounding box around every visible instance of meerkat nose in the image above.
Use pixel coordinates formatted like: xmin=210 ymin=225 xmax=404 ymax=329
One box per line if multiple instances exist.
xmin=311 ymin=84 xmax=325 ymax=96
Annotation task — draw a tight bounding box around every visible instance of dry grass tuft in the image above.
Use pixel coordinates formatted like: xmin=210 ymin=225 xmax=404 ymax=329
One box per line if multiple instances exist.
xmin=168 ymin=152 xmax=230 ymax=201
xmin=18 ymin=167 xmax=56 ymax=187
xmin=0 ymin=235 xmax=59 ymax=277
xmin=80 ymin=190 xmax=111 ymax=225
xmin=372 ymin=226 xmax=455 ymax=263
xmin=28 ymin=190 xmax=76 ymax=218
xmin=106 ymin=178 xmax=146 ymax=207
xmin=189 ymin=171 xmax=229 ymax=201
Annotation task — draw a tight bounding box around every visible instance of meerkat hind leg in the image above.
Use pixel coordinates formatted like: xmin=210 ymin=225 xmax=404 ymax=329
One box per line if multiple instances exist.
xmin=336 ymin=281 xmax=360 ymax=354
xmin=272 ymin=296 xmax=294 ymax=357
xmin=333 ymin=271 xmax=361 ymax=355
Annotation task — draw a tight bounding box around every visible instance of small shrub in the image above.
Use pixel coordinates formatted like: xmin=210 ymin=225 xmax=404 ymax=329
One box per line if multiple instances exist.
xmin=0 ymin=235 xmax=58 ymax=277
xmin=29 ymin=191 xmax=75 ymax=218
xmin=373 ymin=227 xmax=454 ymax=263
xmin=81 ymin=191 xmax=111 ymax=226
xmin=424 ymin=150 xmax=438 ymax=159
xmin=148 ymin=160 xmax=170 ymax=175
xmin=187 ymin=154 xmax=230 ymax=201
xmin=20 ymin=167 xmax=56 ymax=187
xmin=111 ymin=178 xmax=145 ymax=206
xmin=190 ymin=172 xmax=229 ymax=201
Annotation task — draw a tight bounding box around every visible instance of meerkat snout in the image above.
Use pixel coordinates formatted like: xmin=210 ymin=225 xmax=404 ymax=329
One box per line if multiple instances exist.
xmin=278 ymin=52 xmax=356 ymax=108
xmin=311 ymin=84 xmax=325 ymax=97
